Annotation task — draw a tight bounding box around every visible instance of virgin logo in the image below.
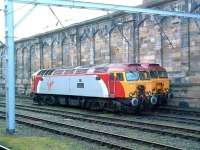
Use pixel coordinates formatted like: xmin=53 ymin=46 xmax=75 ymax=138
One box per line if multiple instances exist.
xmin=47 ymin=77 xmax=54 ymax=91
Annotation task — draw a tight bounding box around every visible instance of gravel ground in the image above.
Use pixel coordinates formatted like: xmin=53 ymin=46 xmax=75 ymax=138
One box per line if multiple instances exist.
xmin=8 ymin=101 xmax=200 ymax=131
xmin=12 ymin=106 xmax=200 ymax=138
xmin=0 ymin=118 xmax=112 ymax=150
xmin=18 ymin=116 xmax=157 ymax=150
xmin=4 ymin=107 xmax=200 ymax=150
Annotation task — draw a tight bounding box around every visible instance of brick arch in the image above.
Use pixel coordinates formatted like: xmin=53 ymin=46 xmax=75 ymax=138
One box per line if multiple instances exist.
xmin=162 ymin=16 xmax=182 ymax=72
xmin=42 ymin=42 xmax=51 ymax=69
xmin=22 ymin=47 xmax=30 ymax=79
xmin=0 ymin=47 xmax=6 ymax=81
xmin=62 ymin=36 xmax=77 ymax=67
xmin=15 ymin=48 xmax=21 ymax=79
xmin=110 ymin=24 xmax=129 ymax=63
xmin=51 ymin=40 xmax=61 ymax=67
xmin=139 ymin=16 xmax=161 ymax=65
xmin=0 ymin=49 xmax=3 ymax=79
xmin=189 ymin=4 xmax=200 ymax=71
xmin=16 ymin=48 xmax=23 ymax=79
xmin=94 ymin=29 xmax=109 ymax=64
xmin=30 ymin=45 xmax=38 ymax=75
xmin=80 ymin=31 xmax=93 ymax=65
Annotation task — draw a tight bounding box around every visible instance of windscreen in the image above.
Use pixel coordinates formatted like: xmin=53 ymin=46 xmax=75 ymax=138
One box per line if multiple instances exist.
xmin=139 ymin=71 xmax=150 ymax=80
xmin=150 ymin=71 xmax=158 ymax=79
xmin=126 ymin=71 xmax=139 ymax=81
xmin=157 ymin=71 xmax=168 ymax=78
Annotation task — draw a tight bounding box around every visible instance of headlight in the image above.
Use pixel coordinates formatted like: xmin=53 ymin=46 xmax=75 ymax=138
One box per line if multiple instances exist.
xmin=150 ymin=95 xmax=157 ymax=105
xmin=131 ymin=98 xmax=139 ymax=106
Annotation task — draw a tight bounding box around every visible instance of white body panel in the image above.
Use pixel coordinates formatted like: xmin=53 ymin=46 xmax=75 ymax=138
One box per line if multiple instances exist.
xmin=37 ymin=75 xmax=109 ymax=98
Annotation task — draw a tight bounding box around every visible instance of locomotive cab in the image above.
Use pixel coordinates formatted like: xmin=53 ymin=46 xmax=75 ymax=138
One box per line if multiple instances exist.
xmin=142 ymin=64 xmax=171 ymax=105
xmin=31 ymin=69 xmax=45 ymax=95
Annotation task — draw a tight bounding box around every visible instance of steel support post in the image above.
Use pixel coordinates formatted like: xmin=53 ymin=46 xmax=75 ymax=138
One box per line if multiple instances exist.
xmin=39 ymin=39 xmax=43 ymax=69
xmin=75 ymin=27 xmax=81 ymax=66
xmin=160 ymin=20 xmax=164 ymax=66
xmin=5 ymin=0 xmax=15 ymax=134
xmin=137 ymin=26 xmax=140 ymax=63
xmin=132 ymin=14 xmax=137 ymax=63
xmin=92 ymin=36 xmax=95 ymax=64
xmin=108 ymin=32 xmax=112 ymax=63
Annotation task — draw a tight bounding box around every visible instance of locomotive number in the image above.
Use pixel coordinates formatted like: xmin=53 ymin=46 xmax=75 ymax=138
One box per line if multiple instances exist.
xmin=77 ymin=83 xmax=84 ymax=88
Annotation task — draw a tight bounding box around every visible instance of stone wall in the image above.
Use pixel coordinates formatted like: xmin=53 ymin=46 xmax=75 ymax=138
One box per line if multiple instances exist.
xmin=0 ymin=0 xmax=200 ymax=108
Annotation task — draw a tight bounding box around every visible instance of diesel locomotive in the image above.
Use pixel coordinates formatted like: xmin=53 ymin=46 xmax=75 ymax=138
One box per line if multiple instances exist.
xmin=31 ymin=63 xmax=171 ymax=113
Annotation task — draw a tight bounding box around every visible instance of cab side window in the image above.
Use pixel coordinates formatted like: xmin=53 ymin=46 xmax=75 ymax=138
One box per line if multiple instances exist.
xmin=38 ymin=70 xmax=47 ymax=76
xmin=116 ymin=73 xmax=124 ymax=81
xmin=109 ymin=73 xmax=114 ymax=80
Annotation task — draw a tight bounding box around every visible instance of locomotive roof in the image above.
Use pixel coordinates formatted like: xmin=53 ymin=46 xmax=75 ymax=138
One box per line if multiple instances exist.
xmin=106 ymin=64 xmax=146 ymax=72
xmin=141 ymin=63 xmax=166 ymax=71
xmin=36 ymin=63 xmax=148 ymax=76
xmin=74 ymin=63 xmax=146 ymax=73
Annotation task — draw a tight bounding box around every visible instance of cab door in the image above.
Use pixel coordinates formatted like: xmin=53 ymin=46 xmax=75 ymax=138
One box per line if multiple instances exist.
xmin=109 ymin=73 xmax=115 ymax=97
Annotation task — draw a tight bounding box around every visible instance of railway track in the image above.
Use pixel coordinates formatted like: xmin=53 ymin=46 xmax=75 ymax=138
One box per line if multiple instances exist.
xmin=2 ymin=96 xmax=200 ymax=118
xmin=0 ymin=102 xmax=200 ymax=143
xmin=143 ymin=112 xmax=200 ymax=126
xmin=1 ymin=97 xmax=200 ymax=129
xmin=1 ymin=97 xmax=200 ymax=126
xmin=158 ymin=106 xmax=200 ymax=116
xmin=0 ymin=111 xmax=181 ymax=150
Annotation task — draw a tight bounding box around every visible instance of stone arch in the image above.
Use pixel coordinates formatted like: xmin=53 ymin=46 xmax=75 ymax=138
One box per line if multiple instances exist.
xmin=80 ymin=32 xmax=92 ymax=65
xmin=34 ymin=44 xmax=40 ymax=70
xmin=162 ymin=17 xmax=181 ymax=72
xmin=30 ymin=45 xmax=37 ymax=75
xmin=110 ymin=25 xmax=129 ymax=63
xmin=15 ymin=48 xmax=20 ymax=79
xmin=94 ymin=29 xmax=109 ymax=64
xmin=1 ymin=49 xmax=6 ymax=82
xmin=122 ymin=22 xmax=133 ymax=63
xmin=139 ymin=16 xmax=161 ymax=64
xmin=17 ymin=48 xmax=23 ymax=79
xmin=62 ymin=36 xmax=77 ymax=67
xmin=51 ymin=40 xmax=62 ymax=68
xmin=22 ymin=47 xmax=30 ymax=79
xmin=0 ymin=49 xmax=3 ymax=79
xmin=42 ymin=42 xmax=51 ymax=69
xmin=189 ymin=5 xmax=200 ymax=71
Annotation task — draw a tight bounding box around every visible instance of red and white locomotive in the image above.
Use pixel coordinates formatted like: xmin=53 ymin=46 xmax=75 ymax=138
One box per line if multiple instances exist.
xmin=31 ymin=63 xmax=163 ymax=112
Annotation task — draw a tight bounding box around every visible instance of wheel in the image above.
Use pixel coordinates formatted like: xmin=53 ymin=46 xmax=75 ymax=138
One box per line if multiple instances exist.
xmin=46 ymin=96 xmax=57 ymax=105
xmin=34 ymin=95 xmax=44 ymax=106
xmin=161 ymin=96 xmax=168 ymax=105
xmin=80 ymin=98 xmax=86 ymax=109
xmin=38 ymin=95 xmax=48 ymax=106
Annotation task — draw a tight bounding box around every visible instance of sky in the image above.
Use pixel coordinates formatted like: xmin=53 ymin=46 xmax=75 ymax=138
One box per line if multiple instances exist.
xmin=0 ymin=0 xmax=143 ymax=43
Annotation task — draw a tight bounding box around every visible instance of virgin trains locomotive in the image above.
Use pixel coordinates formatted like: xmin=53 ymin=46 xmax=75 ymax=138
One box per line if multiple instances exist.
xmin=31 ymin=63 xmax=171 ymax=113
